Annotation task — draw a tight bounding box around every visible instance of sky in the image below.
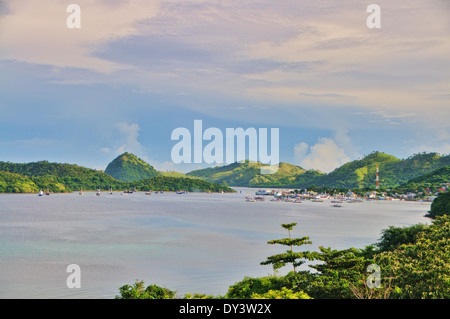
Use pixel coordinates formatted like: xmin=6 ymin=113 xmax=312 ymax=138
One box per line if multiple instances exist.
xmin=0 ymin=0 xmax=449 ymax=173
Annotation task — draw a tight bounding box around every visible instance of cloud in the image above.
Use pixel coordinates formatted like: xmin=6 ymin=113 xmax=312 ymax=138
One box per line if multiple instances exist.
xmin=0 ymin=0 xmax=161 ymax=73
xmin=294 ymin=130 xmax=359 ymax=173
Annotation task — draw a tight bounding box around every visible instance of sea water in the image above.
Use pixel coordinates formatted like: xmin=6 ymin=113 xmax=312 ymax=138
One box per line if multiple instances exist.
xmin=0 ymin=189 xmax=431 ymax=298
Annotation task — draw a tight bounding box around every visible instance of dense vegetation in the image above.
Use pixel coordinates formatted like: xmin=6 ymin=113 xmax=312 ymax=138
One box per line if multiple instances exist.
xmin=393 ymin=165 xmax=450 ymax=194
xmin=188 ymin=152 xmax=450 ymax=189
xmin=104 ymin=152 xmax=159 ymax=182
xmin=187 ymin=161 xmax=322 ymax=188
xmin=0 ymin=160 xmax=233 ymax=193
xmin=117 ymin=212 xmax=449 ymax=299
xmin=427 ymin=191 xmax=450 ymax=219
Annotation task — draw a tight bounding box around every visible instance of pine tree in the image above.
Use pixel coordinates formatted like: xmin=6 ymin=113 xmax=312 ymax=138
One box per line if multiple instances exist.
xmin=260 ymin=223 xmax=313 ymax=273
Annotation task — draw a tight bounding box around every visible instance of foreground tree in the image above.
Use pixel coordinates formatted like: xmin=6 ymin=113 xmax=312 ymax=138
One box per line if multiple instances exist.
xmin=375 ymin=215 xmax=450 ymax=298
xmin=260 ymin=223 xmax=313 ymax=273
xmin=115 ymin=280 xmax=176 ymax=299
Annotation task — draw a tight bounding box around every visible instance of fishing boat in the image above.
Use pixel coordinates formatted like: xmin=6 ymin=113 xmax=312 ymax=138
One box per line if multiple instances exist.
xmin=79 ymin=188 xmax=83 ymax=195
xmin=109 ymin=187 xmax=113 ymax=195
xmin=45 ymin=188 xmax=50 ymax=196
xmin=38 ymin=190 xmax=44 ymax=196
xmin=96 ymin=189 xmax=101 ymax=196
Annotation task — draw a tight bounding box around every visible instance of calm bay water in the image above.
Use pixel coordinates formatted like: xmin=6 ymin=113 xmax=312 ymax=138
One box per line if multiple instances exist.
xmin=0 ymin=188 xmax=431 ymax=299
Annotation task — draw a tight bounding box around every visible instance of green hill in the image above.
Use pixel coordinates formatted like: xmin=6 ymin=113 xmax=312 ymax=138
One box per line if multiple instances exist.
xmin=394 ymin=165 xmax=450 ymax=193
xmin=187 ymin=152 xmax=450 ymax=189
xmin=0 ymin=158 xmax=233 ymax=193
xmin=314 ymin=151 xmax=400 ymax=188
xmin=187 ymin=161 xmax=324 ymax=187
xmin=0 ymin=160 xmax=119 ymax=192
xmin=104 ymin=152 xmax=159 ymax=182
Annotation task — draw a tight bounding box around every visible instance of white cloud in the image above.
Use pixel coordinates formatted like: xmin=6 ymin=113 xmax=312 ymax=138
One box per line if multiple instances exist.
xmin=294 ymin=130 xmax=360 ymax=173
xmin=294 ymin=137 xmax=350 ymax=173
xmin=114 ymin=122 xmax=146 ymax=156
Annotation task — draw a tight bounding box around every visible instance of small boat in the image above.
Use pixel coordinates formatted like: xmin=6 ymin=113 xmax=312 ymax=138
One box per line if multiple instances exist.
xmin=109 ymin=187 xmax=113 ymax=195
xmin=332 ymin=204 xmax=342 ymax=207
xmin=145 ymin=191 xmax=152 ymax=195
xmin=96 ymin=189 xmax=101 ymax=196
xmin=38 ymin=190 xmax=44 ymax=196
xmin=176 ymin=190 xmax=187 ymax=194
xmin=79 ymin=188 xmax=83 ymax=195
xmin=45 ymin=188 xmax=50 ymax=196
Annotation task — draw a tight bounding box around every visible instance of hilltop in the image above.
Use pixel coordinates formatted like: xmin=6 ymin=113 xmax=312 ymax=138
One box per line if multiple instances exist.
xmin=187 ymin=152 xmax=450 ymax=189
xmin=105 ymin=152 xmax=159 ymax=182
xmin=187 ymin=161 xmax=324 ymax=187
xmin=0 ymin=158 xmax=233 ymax=193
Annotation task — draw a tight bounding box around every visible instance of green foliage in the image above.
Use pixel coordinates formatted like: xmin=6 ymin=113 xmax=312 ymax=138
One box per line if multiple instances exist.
xmin=105 ymin=152 xmax=159 ymax=182
xmin=395 ymin=166 xmax=450 ymax=194
xmin=376 ymin=223 xmax=427 ymax=251
xmin=226 ymin=274 xmax=302 ymax=299
xmin=260 ymin=223 xmax=313 ymax=273
xmin=187 ymin=152 xmax=450 ymax=189
xmin=115 ymin=280 xmax=176 ymax=299
xmin=251 ymin=287 xmax=311 ymax=299
xmin=187 ymin=161 xmax=321 ymax=188
xmin=374 ymin=215 xmax=450 ymax=298
xmin=117 ymin=215 xmax=449 ymax=299
xmin=0 ymin=160 xmax=234 ymax=193
xmin=427 ymin=191 xmax=450 ymax=218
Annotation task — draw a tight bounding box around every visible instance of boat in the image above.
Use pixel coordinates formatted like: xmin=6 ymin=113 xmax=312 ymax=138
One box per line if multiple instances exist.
xmin=255 ymin=189 xmax=272 ymax=195
xmin=176 ymin=191 xmax=187 ymax=194
xmin=38 ymin=190 xmax=44 ymax=196
xmin=45 ymin=188 xmax=50 ymax=196
xmin=79 ymin=188 xmax=83 ymax=195
xmin=332 ymin=204 xmax=342 ymax=207
xmin=96 ymin=189 xmax=101 ymax=196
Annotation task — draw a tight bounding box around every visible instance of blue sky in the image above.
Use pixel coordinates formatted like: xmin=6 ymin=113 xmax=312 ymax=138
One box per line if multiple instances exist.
xmin=0 ymin=0 xmax=449 ymax=173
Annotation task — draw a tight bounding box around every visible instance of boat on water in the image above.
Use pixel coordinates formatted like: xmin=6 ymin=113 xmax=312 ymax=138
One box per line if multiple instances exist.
xmin=176 ymin=190 xmax=187 ymax=194
xmin=38 ymin=190 xmax=44 ymax=196
xmin=45 ymin=188 xmax=50 ymax=196
xmin=332 ymin=204 xmax=342 ymax=207
xmin=255 ymin=189 xmax=272 ymax=195
xmin=96 ymin=189 xmax=101 ymax=196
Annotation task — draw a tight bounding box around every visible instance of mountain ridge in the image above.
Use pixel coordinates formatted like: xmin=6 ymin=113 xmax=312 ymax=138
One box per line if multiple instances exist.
xmin=187 ymin=151 xmax=450 ymax=189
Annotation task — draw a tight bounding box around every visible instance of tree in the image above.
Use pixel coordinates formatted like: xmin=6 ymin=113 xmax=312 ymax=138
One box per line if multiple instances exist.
xmin=374 ymin=215 xmax=450 ymax=298
xmin=115 ymin=280 xmax=176 ymax=299
xmin=427 ymin=191 xmax=450 ymax=218
xmin=260 ymin=223 xmax=313 ymax=273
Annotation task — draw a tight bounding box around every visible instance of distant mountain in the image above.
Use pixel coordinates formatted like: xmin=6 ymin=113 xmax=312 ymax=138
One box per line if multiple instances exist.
xmin=187 ymin=152 xmax=450 ymax=189
xmin=313 ymin=151 xmax=400 ymax=189
xmin=0 ymin=160 xmax=119 ymax=192
xmin=187 ymin=161 xmax=324 ymax=187
xmin=0 ymin=158 xmax=233 ymax=193
xmin=395 ymin=165 xmax=450 ymax=192
xmin=105 ymin=152 xmax=159 ymax=182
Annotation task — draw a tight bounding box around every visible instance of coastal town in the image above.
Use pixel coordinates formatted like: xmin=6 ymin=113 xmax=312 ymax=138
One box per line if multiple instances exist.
xmin=244 ymin=184 xmax=449 ymax=203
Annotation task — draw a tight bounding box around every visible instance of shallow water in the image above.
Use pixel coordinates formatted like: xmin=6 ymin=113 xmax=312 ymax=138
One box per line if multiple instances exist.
xmin=0 ymin=189 xmax=431 ymax=298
